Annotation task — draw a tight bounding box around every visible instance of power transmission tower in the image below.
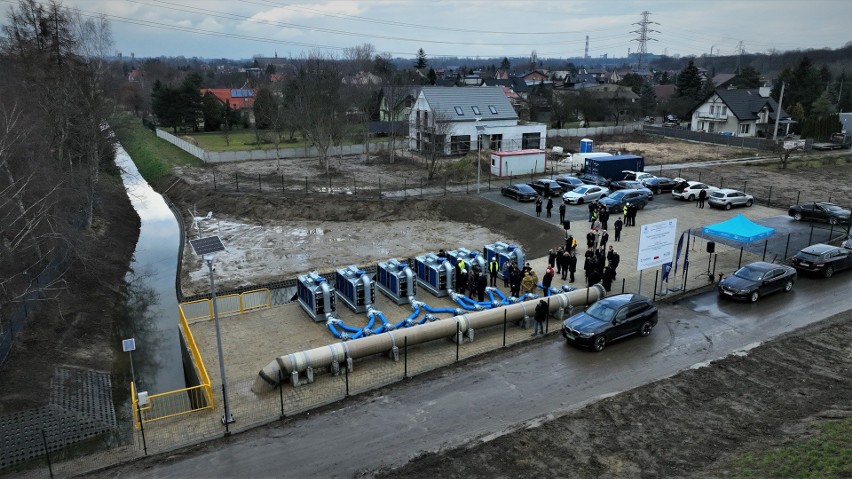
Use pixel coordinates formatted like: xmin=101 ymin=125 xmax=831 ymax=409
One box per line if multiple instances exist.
xmin=631 ymin=11 xmax=659 ymax=70
xmin=735 ymin=41 xmax=745 ymax=72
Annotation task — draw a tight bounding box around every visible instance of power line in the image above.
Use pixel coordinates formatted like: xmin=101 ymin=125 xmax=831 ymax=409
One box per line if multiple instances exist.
xmin=631 ymin=11 xmax=659 ymax=69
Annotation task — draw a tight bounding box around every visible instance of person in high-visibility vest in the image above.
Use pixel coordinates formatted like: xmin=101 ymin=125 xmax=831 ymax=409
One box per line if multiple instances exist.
xmin=488 ymin=257 xmax=499 ymax=287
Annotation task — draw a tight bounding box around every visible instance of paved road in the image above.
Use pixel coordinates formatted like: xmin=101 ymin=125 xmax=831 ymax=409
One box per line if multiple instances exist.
xmin=108 ymin=272 xmax=851 ymax=478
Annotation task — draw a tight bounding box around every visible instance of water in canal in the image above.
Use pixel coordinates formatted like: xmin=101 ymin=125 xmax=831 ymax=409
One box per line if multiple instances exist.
xmin=115 ymin=144 xmax=186 ymax=395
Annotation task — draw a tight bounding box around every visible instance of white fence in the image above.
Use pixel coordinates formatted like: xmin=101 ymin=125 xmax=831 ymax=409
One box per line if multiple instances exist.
xmin=546 ymin=124 xmax=641 ymax=138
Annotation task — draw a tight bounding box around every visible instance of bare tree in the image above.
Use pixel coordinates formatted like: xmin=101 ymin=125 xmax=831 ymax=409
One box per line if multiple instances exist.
xmin=423 ymin=109 xmax=456 ymax=180
xmin=776 ymin=142 xmax=803 ymax=169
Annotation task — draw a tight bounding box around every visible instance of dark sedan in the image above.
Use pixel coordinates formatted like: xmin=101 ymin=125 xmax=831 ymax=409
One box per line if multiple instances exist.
xmin=501 ymin=183 xmax=537 ymax=202
xmin=791 ymin=243 xmax=852 ymax=278
xmin=528 ymin=179 xmax=564 ymax=197
xmin=561 ymin=294 xmax=658 ymax=352
xmin=554 ymin=175 xmax=584 ymax=191
xmin=577 ymin=173 xmax=609 ymax=186
xmin=642 ymin=176 xmax=681 ymax=194
xmin=609 ymin=180 xmax=654 ymax=199
xmin=788 ymin=202 xmax=851 ymax=225
xmin=718 ymin=262 xmax=797 ymax=303
xmin=598 ymin=189 xmax=651 ymax=213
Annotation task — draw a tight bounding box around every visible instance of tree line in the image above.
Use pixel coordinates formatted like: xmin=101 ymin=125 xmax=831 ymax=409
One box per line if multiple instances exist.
xmin=0 ymin=0 xmax=116 ymax=330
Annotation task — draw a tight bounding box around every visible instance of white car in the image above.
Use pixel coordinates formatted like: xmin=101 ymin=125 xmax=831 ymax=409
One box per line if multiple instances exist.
xmin=842 ymin=236 xmax=852 ymax=250
xmin=563 ymin=185 xmax=610 ymax=205
xmin=707 ymin=189 xmax=754 ymax=210
xmin=672 ymin=181 xmax=719 ymax=201
xmin=622 ymin=170 xmax=656 ymax=183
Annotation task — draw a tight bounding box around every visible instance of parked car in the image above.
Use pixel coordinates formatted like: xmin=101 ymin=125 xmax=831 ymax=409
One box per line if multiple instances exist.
xmin=563 ymin=185 xmax=610 ymax=205
xmin=501 ymin=183 xmax=537 ymax=202
xmin=790 ymin=243 xmax=852 ymax=278
xmin=718 ymin=262 xmax=797 ymax=303
xmin=672 ymin=180 xmax=719 ymax=201
xmin=598 ymin=189 xmax=652 ymax=213
xmin=707 ymin=189 xmax=754 ymax=210
xmin=554 ymin=175 xmax=585 ymax=191
xmin=788 ymin=202 xmax=851 ymax=225
xmin=621 ymin=170 xmax=656 ymax=183
xmin=643 ymin=176 xmax=682 ymax=194
xmin=843 ymin=236 xmax=852 ymax=250
xmin=609 ymin=180 xmax=654 ymax=199
xmin=577 ymin=173 xmax=609 ymax=186
xmin=528 ymin=179 xmax=564 ymax=197
xmin=561 ymin=294 xmax=658 ymax=352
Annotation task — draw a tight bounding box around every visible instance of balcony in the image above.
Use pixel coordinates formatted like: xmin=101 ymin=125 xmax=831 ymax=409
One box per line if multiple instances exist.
xmin=697 ymin=112 xmax=728 ymax=121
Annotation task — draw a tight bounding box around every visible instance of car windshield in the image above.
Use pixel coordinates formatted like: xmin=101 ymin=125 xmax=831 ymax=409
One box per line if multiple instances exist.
xmin=608 ymin=192 xmax=626 ymax=200
xmin=710 ymin=191 xmax=725 ymax=198
xmin=574 ymin=186 xmax=590 ymax=194
xmin=515 ymin=185 xmax=533 ymax=192
xmin=733 ymin=266 xmax=765 ymax=281
xmin=584 ymin=301 xmax=617 ymax=322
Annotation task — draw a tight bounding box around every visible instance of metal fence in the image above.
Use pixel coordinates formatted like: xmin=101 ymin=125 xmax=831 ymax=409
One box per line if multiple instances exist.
xmin=643 ymin=125 xmax=782 ymax=150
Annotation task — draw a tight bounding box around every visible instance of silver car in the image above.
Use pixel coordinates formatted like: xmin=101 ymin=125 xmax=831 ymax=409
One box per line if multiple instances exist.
xmin=707 ymin=189 xmax=754 ymax=210
xmin=562 ymin=185 xmax=610 ymax=205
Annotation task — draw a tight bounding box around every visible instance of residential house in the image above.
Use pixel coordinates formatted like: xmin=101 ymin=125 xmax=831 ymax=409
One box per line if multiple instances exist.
xmin=654 ymin=84 xmax=675 ymax=104
xmin=200 ymin=88 xmax=256 ymax=124
xmin=711 ymin=73 xmax=736 ymax=89
xmin=409 ymin=86 xmax=546 ymax=156
xmin=520 ymin=70 xmax=548 ymax=85
xmin=379 ymin=86 xmax=418 ymax=122
xmin=689 ymin=88 xmax=789 ymax=137
xmin=127 ymin=69 xmax=141 ymax=83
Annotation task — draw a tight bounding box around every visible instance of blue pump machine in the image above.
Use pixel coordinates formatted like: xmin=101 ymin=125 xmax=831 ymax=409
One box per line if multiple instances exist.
xmin=414 ymin=253 xmax=454 ymax=297
xmin=376 ymin=258 xmax=416 ymax=305
xmin=483 ymin=242 xmax=525 ymax=280
xmin=447 ymin=247 xmax=486 ymax=274
xmin=335 ymin=265 xmax=375 ymax=313
xmin=297 ymin=272 xmax=336 ymax=322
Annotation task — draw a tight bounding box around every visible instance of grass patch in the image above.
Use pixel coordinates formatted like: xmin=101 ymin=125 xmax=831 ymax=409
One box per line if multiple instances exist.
xmin=182 ymin=126 xmax=381 ymax=152
xmin=110 ymin=112 xmax=203 ymax=182
xmin=725 ymin=416 xmax=852 ymax=478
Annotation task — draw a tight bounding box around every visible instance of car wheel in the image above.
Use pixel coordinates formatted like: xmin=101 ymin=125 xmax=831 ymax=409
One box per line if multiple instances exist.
xmin=577 ymin=198 xmax=584 ymax=205
xmin=639 ymin=202 xmax=646 ymax=210
xmin=655 ymin=187 xmax=661 ymax=195
xmin=639 ymin=320 xmax=653 ymax=337
xmin=746 ymin=199 xmax=753 ymax=207
xmin=592 ymin=335 xmax=607 ymax=352
xmin=749 ymin=291 xmax=759 ymax=303
xmin=794 ymin=212 xmax=803 ymax=221
xmin=824 ymin=266 xmax=834 ymax=278
xmin=688 ymin=194 xmax=695 ymax=201
xmin=725 ymin=203 xmax=732 ymax=210
xmin=784 ymin=279 xmax=794 ymax=292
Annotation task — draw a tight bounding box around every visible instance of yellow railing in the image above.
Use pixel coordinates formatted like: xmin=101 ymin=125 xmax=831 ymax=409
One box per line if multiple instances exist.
xmin=179 ymin=288 xmax=271 ymax=324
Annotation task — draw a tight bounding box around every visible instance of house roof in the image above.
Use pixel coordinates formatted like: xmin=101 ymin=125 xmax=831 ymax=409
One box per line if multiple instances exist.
xmin=712 ymin=73 xmax=737 ymax=87
xmin=200 ymin=88 xmax=255 ymax=109
xmin=419 ymin=86 xmax=518 ymax=122
xmin=654 ymin=84 xmax=675 ymax=102
xmin=710 ymin=88 xmax=788 ymax=121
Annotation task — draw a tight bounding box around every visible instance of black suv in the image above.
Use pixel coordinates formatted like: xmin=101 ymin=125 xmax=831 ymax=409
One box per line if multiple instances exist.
xmin=561 ymin=294 xmax=658 ymax=352
xmin=791 ymin=244 xmax=852 ymax=278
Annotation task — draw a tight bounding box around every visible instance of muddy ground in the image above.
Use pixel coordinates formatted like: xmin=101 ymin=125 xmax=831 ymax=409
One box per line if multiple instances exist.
xmin=1 ymin=133 xmax=850 ymax=476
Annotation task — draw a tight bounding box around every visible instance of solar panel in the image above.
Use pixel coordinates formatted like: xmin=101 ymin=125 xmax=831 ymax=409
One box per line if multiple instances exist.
xmin=190 ymin=236 xmax=226 ymax=256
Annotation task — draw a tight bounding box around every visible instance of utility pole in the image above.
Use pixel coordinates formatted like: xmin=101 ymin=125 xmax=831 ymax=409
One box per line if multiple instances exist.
xmin=631 ymin=11 xmax=659 ymax=70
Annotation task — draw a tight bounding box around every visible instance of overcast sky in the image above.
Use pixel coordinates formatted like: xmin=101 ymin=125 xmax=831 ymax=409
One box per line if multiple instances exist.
xmin=21 ymin=0 xmax=852 ymax=60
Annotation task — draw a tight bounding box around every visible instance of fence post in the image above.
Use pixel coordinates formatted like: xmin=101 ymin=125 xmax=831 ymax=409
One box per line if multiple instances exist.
xmin=379 ymin=178 xmax=382 ymax=198
xmin=743 ymin=181 xmax=747 ymax=193
xmin=698 ymin=171 xmax=702 ymax=182
xmin=738 ymin=246 xmax=744 ymax=268
xmin=768 ymin=186 xmax=772 ymax=206
xmin=354 ymin=176 xmax=357 ymax=195
xmin=420 ymin=178 xmax=424 ymax=196
xmin=328 ymin=174 xmax=332 ymax=195
xmin=404 ymin=179 xmax=407 ymax=198
xmin=41 ymin=429 xmax=54 ymax=479
xmin=455 ymin=322 xmax=460 ymax=361
xmin=258 ymin=174 xmax=262 ymax=192
xmin=281 ymin=175 xmax=284 ymax=193
xmin=278 ymin=369 xmax=285 ymax=420
xmin=720 ymin=176 xmax=724 ymax=189
xmin=213 ymin=171 xmax=217 ymax=191
xmin=235 ymin=173 xmax=239 ymax=191
xmin=305 ymin=176 xmax=308 ymax=193
xmin=784 ymin=233 xmax=791 ymax=259
xmin=762 ymin=239 xmax=768 ymax=261
xmin=403 ymin=336 xmax=409 ymax=379
xmin=621 ymin=278 xmax=625 ymax=294
xmin=808 ymin=223 xmax=814 ymax=245
xmin=502 ymin=309 xmax=507 ymax=347
xmin=444 ymin=178 xmax=447 ymax=196
xmin=136 ymin=398 xmax=148 ymax=456
xmin=796 ymin=190 xmax=800 ymax=205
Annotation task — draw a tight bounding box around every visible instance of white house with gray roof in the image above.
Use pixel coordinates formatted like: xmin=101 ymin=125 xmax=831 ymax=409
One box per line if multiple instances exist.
xmin=689 ymin=88 xmax=789 ymax=137
xmin=409 ymin=86 xmax=547 ymax=156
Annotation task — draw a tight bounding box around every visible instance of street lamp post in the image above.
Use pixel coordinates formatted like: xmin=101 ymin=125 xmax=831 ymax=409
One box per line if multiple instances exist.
xmin=206 ymin=254 xmax=235 ymax=432
xmin=475 ymin=118 xmax=486 ymax=194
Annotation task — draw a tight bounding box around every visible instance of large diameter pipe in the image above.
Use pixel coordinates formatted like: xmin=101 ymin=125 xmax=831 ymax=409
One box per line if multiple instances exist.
xmin=253 ymin=286 xmax=604 ymax=393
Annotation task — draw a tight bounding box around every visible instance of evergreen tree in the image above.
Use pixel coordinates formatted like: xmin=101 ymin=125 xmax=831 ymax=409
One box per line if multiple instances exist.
xmin=674 ymin=60 xmax=703 ymax=101
xmin=253 ymin=86 xmax=277 ymax=130
xmin=639 ymin=82 xmax=657 ymax=116
xmin=500 ymin=57 xmax=511 ymax=71
xmin=427 ymin=67 xmax=437 ymax=85
xmin=731 ymin=66 xmax=761 ymax=89
xmin=811 ymin=91 xmax=837 ymax=118
xmin=201 ymin=92 xmax=224 ymax=131
xmin=414 ymin=48 xmax=427 ymax=69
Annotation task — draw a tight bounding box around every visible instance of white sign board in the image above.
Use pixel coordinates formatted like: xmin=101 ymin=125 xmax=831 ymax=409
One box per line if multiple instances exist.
xmin=783 ymin=140 xmax=806 ymax=150
xmin=637 ymin=219 xmax=678 ymax=271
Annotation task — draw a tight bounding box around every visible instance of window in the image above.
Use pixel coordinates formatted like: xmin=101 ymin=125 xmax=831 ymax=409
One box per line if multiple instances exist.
xmin=721 ymin=106 xmax=727 ymax=115
xmin=450 ymin=135 xmax=471 ymax=155
xmin=488 ymin=105 xmax=498 ymax=114
xmin=471 ymin=106 xmax=481 ymax=115
xmin=739 ymin=123 xmax=751 ymax=134
xmin=489 ymin=133 xmax=503 ymax=151
xmin=522 ymin=132 xmax=541 ymax=149
xmin=454 ymin=106 xmax=464 ymax=116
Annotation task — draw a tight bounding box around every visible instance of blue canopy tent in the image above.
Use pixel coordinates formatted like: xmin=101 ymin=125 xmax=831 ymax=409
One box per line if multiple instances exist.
xmin=701 ymin=214 xmax=775 ymax=243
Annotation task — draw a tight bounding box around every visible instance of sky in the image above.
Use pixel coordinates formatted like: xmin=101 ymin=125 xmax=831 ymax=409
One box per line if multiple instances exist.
xmin=7 ymin=0 xmax=851 ymax=60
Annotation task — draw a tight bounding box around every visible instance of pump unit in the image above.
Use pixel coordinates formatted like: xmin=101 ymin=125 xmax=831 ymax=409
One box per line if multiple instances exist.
xmin=483 ymin=242 xmax=526 ymax=280
xmin=447 ymin=247 xmax=485 ymax=275
xmin=297 ymin=272 xmax=336 ymax=322
xmin=335 ymin=265 xmax=375 ymax=313
xmin=415 ymin=253 xmax=453 ymax=297
xmin=376 ymin=259 xmax=415 ymax=305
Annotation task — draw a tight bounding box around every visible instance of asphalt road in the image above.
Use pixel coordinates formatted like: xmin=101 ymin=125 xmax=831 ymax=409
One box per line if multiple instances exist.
xmin=107 ymin=270 xmax=852 ymax=478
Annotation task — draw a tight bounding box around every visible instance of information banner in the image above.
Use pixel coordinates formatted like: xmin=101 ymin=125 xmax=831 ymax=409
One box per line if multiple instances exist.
xmin=637 ymin=219 xmax=678 ymax=271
